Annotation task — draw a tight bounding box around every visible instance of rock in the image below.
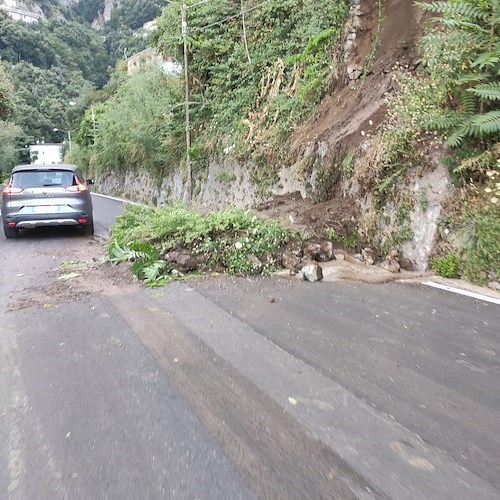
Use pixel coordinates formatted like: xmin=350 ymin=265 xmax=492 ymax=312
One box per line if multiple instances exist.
xmin=318 ymin=240 xmax=335 ymax=262
xmin=302 ymin=240 xmax=322 ymax=261
xmin=488 ymin=281 xmax=500 ymax=291
xmin=302 ymin=239 xmax=335 ymax=262
xmin=400 ymin=258 xmax=415 ymax=271
xmin=164 ymin=249 xmax=207 ymax=272
xmin=389 ymin=249 xmax=399 ymax=259
xmin=362 ymin=247 xmax=376 ymax=265
xmin=354 ymin=253 xmax=363 ymax=261
xmin=347 ymin=64 xmax=363 ymax=80
xmin=259 ymin=251 xmax=274 ymax=265
xmin=282 ymin=253 xmax=302 ymax=272
xmin=381 ymin=258 xmax=401 ymax=273
xmin=302 ymin=264 xmax=323 ymax=282
xmin=247 ymin=255 xmax=263 ymax=273
xmin=334 ymin=253 xmax=345 ymax=261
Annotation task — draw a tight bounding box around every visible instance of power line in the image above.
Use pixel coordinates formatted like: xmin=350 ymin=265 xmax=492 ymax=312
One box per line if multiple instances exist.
xmin=189 ymin=0 xmax=275 ymax=34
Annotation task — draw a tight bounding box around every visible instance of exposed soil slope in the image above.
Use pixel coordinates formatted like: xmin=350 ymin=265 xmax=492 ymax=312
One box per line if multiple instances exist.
xmin=260 ymin=0 xmax=426 ymax=238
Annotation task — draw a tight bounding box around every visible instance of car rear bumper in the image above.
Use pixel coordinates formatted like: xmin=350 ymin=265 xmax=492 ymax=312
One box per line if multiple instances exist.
xmin=3 ymin=212 xmax=92 ymax=229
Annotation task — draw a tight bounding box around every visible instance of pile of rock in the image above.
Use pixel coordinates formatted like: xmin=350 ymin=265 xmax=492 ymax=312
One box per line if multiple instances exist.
xmin=281 ymin=238 xmax=338 ymax=282
xmin=354 ymin=247 xmax=415 ymax=273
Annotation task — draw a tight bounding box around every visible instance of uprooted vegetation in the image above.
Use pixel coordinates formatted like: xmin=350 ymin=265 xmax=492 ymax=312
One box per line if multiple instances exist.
xmin=108 ymin=205 xmax=303 ymax=284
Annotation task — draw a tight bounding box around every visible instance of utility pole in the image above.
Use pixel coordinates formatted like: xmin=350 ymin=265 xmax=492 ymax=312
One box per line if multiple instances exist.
xmin=241 ymin=0 xmax=251 ymax=64
xmin=182 ymin=1 xmax=192 ymax=203
xmin=91 ymin=105 xmax=97 ymax=143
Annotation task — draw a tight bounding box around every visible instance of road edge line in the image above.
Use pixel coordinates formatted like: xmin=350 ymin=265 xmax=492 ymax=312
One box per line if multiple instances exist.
xmin=91 ymin=192 xmax=144 ymax=206
xmin=421 ymin=280 xmax=500 ymax=305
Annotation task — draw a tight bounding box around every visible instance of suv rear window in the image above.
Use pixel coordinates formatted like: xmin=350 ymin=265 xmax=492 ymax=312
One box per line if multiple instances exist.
xmin=12 ymin=170 xmax=75 ymax=189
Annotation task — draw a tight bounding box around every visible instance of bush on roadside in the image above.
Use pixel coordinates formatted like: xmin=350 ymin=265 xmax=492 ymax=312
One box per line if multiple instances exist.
xmin=109 ymin=204 xmax=299 ymax=284
xmin=432 ymin=253 xmax=460 ymax=278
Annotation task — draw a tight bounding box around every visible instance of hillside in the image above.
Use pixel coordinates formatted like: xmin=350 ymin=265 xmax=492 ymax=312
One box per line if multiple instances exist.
xmin=1 ymin=0 xmax=498 ymax=286
xmin=0 ymin=0 xmax=164 ymax=156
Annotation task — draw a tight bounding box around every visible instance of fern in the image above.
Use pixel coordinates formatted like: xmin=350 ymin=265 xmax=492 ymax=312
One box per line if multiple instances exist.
xmin=457 ymin=72 xmax=488 ymax=85
xmin=108 ymin=240 xmax=160 ymax=264
xmin=472 ymin=48 xmax=500 ymax=69
xmin=445 ymin=127 xmax=468 ymax=147
xmin=415 ymin=1 xmax=488 ymax=20
xmin=461 ymin=90 xmax=477 ymax=114
xmin=464 ymin=110 xmax=500 ymax=136
xmin=415 ymin=0 xmax=499 ymax=146
xmin=423 ymin=111 xmax=463 ymax=130
xmin=142 ymin=260 xmax=167 ymax=283
xmin=469 ymin=81 xmax=500 ymax=101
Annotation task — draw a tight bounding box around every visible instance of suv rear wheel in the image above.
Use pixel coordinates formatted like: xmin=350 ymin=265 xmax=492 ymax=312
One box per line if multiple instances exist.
xmin=3 ymin=224 xmax=19 ymax=239
xmin=82 ymin=217 xmax=94 ymax=236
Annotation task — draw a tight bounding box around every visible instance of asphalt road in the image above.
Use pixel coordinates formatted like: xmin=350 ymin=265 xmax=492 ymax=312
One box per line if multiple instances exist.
xmin=0 ymin=193 xmax=499 ymax=499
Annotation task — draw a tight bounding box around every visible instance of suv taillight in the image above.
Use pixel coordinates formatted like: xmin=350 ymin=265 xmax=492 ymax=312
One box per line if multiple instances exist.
xmin=3 ymin=180 xmax=23 ymax=194
xmin=66 ymin=178 xmax=88 ymax=192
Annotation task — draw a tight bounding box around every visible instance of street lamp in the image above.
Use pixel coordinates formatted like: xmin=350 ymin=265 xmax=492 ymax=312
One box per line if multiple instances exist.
xmin=53 ymin=127 xmax=75 ymax=150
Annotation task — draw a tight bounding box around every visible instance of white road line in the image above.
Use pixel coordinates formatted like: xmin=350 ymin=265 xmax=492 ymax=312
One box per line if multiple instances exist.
xmin=91 ymin=192 xmax=144 ymax=206
xmin=422 ymin=280 xmax=500 ymax=305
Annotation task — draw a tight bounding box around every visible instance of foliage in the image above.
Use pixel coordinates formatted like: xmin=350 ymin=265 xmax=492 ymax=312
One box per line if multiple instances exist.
xmin=104 ymin=25 xmax=150 ymax=66
xmin=88 ymin=70 xmax=184 ymax=176
xmin=0 ymin=63 xmax=14 ymax=120
xmin=0 ymin=12 xmax=109 ymax=87
xmin=109 ymin=204 xmax=298 ymax=280
xmin=154 ymin=0 xmax=349 ymax=172
xmin=432 ymin=252 xmax=460 ymax=278
xmin=64 ymin=142 xmax=91 ymax=171
xmin=108 ymin=0 xmax=169 ymax=31
xmin=324 ymin=227 xmax=360 ymax=250
xmin=0 ymin=4 xmax=162 ymax=149
xmin=399 ymin=0 xmax=500 ymax=146
xmin=342 ymin=153 xmax=355 ymax=179
xmin=7 ymin=62 xmax=94 ymax=143
xmin=0 ymin=120 xmax=22 ymax=177
xmin=73 ymin=0 xmax=106 ymax=23
xmin=109 ymin=240 xmax=167 ymax=284
xmin=459 ymin=209 xmax=500 ymax=282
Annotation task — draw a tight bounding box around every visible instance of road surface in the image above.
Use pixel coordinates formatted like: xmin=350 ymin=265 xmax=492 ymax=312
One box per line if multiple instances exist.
xmin=0 ymin=193 xmax=499 ymax=499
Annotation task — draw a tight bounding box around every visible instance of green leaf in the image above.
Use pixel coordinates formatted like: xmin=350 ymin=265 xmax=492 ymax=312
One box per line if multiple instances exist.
xmin=468 ymin=81 xmax=500 ymax=101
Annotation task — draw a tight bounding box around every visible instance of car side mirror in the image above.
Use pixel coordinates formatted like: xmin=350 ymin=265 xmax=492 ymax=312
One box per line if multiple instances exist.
xmin=86 ymin=179 xmax=94 ymax=185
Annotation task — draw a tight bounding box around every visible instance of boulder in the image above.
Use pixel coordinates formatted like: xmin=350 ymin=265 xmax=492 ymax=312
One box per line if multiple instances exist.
xmin=302 ymin=264 xmax=323 ymax=282
xmin=302 ymin=240 xmax=322 ymax=261
xmin=362 ymin=247 xmax=376 ymax=265
xmin=318 ymin=240 xmax=335 ymax=262
xmin=302 ymin=239 xmax=335 ymax=262
xmin=399 ymin=258 xmax=415 ymax=271
xmin=282 ymin=253 xmax=302 ymax=272
xmin=381 ymin=258 xmax=401 ymax=273
xmin=246 ymin=255 xmax=263 ymax=273
xmin=164 ymin=249 xmax=207 ymax=272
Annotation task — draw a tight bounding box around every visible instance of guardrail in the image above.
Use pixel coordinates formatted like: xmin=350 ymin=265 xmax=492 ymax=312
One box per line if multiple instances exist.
xmin=0 ymin=5 xmax=41 ymax=21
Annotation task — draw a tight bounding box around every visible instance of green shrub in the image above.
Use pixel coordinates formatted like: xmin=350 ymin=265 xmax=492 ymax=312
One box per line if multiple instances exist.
xmin=460 ymin=210 xmax=500 ymax=283
xmin=325 ymin=227 xmax=360 ymax=250
xmin=432 ymin=253 xmax=461 ymax=278
xmin=109 ymin=204 xmax=300 ymax=282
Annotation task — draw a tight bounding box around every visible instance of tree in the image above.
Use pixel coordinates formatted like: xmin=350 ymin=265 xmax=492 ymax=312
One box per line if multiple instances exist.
xmin=0 ymin=121 xmax=22 ymax=177
xmin=0 ymin=63 xmax=14 ymax=120
xmin=9 ymin=62 xmax=94 ymax=143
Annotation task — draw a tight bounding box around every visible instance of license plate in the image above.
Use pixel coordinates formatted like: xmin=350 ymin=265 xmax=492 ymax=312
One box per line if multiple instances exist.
xmin=34 ymin=205 xmax=57 ymax=213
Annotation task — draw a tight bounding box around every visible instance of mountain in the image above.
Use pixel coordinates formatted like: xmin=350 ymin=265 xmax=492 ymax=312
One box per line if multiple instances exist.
xmin=0 ymin=0 xmax=164 ymax=149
